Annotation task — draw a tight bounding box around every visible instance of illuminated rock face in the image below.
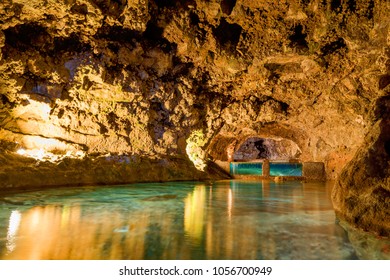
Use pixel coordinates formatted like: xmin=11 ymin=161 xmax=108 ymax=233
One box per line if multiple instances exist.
xmin=0 ymin=1 xmax=389 ymax=233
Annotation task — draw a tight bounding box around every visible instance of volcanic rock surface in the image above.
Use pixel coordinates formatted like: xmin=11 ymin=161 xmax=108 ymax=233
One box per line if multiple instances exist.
xmin=0 ymin=0 xmax=389 ymax=234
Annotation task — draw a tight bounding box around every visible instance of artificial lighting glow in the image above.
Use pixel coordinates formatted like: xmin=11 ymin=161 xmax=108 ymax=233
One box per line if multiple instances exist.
xmin=16 ymin=148 xmax=85 ymax=162
xmin=186 ymin=130 xmax=207 ymax=171
xmin=6 ymin=210 xmax=22 ymax=253
xmin=37 ymin=102 xmax=51 ymax=119
xmin=12 ymin=98 xmax=52 ymax=121
xmin=17 ymin=148 xmax=45 ymax=160
xmin=16 ymin=149 xmax=26 ymax=156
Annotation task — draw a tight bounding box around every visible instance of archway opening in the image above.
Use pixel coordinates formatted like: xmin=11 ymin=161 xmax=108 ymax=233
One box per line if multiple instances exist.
xmin=233 ymin=137 xmax=301 ymax=162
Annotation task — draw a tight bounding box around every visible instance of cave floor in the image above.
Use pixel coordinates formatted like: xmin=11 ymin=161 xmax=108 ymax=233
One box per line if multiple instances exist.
xmin=0 ymin=180 xmax=388 ymax=260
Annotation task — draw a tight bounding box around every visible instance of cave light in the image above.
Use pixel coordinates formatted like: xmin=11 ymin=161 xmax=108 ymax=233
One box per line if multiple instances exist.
xmin=11 ymin=95 xmax=86 ymax=162
xmin=17 ymin=148 xmax=45 ymax=160
xmin=34 ymin=101 xmax=51 ymax=120
xmin=16 ymin=148 xmax=85 ymax=162
xmin=186 ymin=130 xmax=207 ymax=171
xmin=13 ymin=97 xmax=52 ymax=121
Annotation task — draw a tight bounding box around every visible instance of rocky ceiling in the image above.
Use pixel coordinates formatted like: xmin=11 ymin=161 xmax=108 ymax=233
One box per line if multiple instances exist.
xmin=0 ymin=0 xmax=389 ymax=234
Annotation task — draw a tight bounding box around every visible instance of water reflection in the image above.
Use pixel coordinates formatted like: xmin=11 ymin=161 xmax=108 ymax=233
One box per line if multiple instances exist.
xmin=6 ymin=210 xmax=21 ymax=253
xmin=0 ymin=180 xmax=388 ymax=260
xmin=184 ymin=185 xmax=206 ymax=243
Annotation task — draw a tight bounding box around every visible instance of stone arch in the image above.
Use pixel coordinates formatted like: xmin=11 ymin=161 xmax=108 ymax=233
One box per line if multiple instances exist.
xmin=232 ymin=136 xmax=301 ymax=162
xmin=207 ymin=125 xmax=307 ymax=163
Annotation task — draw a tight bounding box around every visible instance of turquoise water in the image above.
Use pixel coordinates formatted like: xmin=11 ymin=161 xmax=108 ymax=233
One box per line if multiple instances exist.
xmin=0 ymin=180 xmax=388 ymax=260
xmin=230 ymin=162 xmax=263 ymax=175
xmin=270 ymin=163 xmax=302 ymax=176
xmin=230 ymin=162 xmax=303 ymax=176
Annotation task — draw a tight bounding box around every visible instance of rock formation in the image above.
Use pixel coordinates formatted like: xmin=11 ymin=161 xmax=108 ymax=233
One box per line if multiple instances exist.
xmin=332 ymin=95 xmax=390 ymax=236
xmin=0 ymin=1 xmax=389 ymax=234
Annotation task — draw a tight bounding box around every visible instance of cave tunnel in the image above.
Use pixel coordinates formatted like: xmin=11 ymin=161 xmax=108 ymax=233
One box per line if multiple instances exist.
xmin=207 ymin=134 xmax=302 ymax=163
xmin=232 ymin=136 xmax=301 ymax=162
xmin=207 ymin=133 xmax=314 ymax=177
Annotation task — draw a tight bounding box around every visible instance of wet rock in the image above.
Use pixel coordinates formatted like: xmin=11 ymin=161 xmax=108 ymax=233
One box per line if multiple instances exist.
xmin=338 ymin=220 xmax=390 ymax=259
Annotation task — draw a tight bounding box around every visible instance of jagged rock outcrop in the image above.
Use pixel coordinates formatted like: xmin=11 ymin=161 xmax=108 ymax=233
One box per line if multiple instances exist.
xmin=0 ymin=1 xmax=389 ymax=233
xmin=333 ymin=95 xmax=390 ymax=236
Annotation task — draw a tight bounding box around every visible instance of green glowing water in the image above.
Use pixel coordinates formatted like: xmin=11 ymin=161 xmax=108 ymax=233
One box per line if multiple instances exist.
xmin=229 ymin=162 xmax=303 ymax=176
xmin=0 ymin=180 xmax=388 ymax=260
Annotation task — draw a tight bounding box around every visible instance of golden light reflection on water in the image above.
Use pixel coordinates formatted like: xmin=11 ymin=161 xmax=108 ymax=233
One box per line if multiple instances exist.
xmin=0 ymin=181 xmax=380 ymax=260
xmin=184 ymin=185 xmax=206 ymax=243
xmin=6 ymin=210 xmax=21 ymax=253
xmin=2 ymin=205 xmax=148 ymax=259
xmin=227 ymin=188 xmax=233 ymax=222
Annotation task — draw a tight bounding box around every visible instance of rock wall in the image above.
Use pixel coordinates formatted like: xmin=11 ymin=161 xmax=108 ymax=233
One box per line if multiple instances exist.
xmin=0 ymin=151 xmax=228 ymax=189
xmin=332 ymin=95 xmax=390 ymax=236
xmin=0 ymin=1 xmax=389 ymax=233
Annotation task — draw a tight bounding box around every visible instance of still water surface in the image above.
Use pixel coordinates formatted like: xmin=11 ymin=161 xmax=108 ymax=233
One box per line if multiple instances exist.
xmin=0 ymin=180 xmax=388 ymax=260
